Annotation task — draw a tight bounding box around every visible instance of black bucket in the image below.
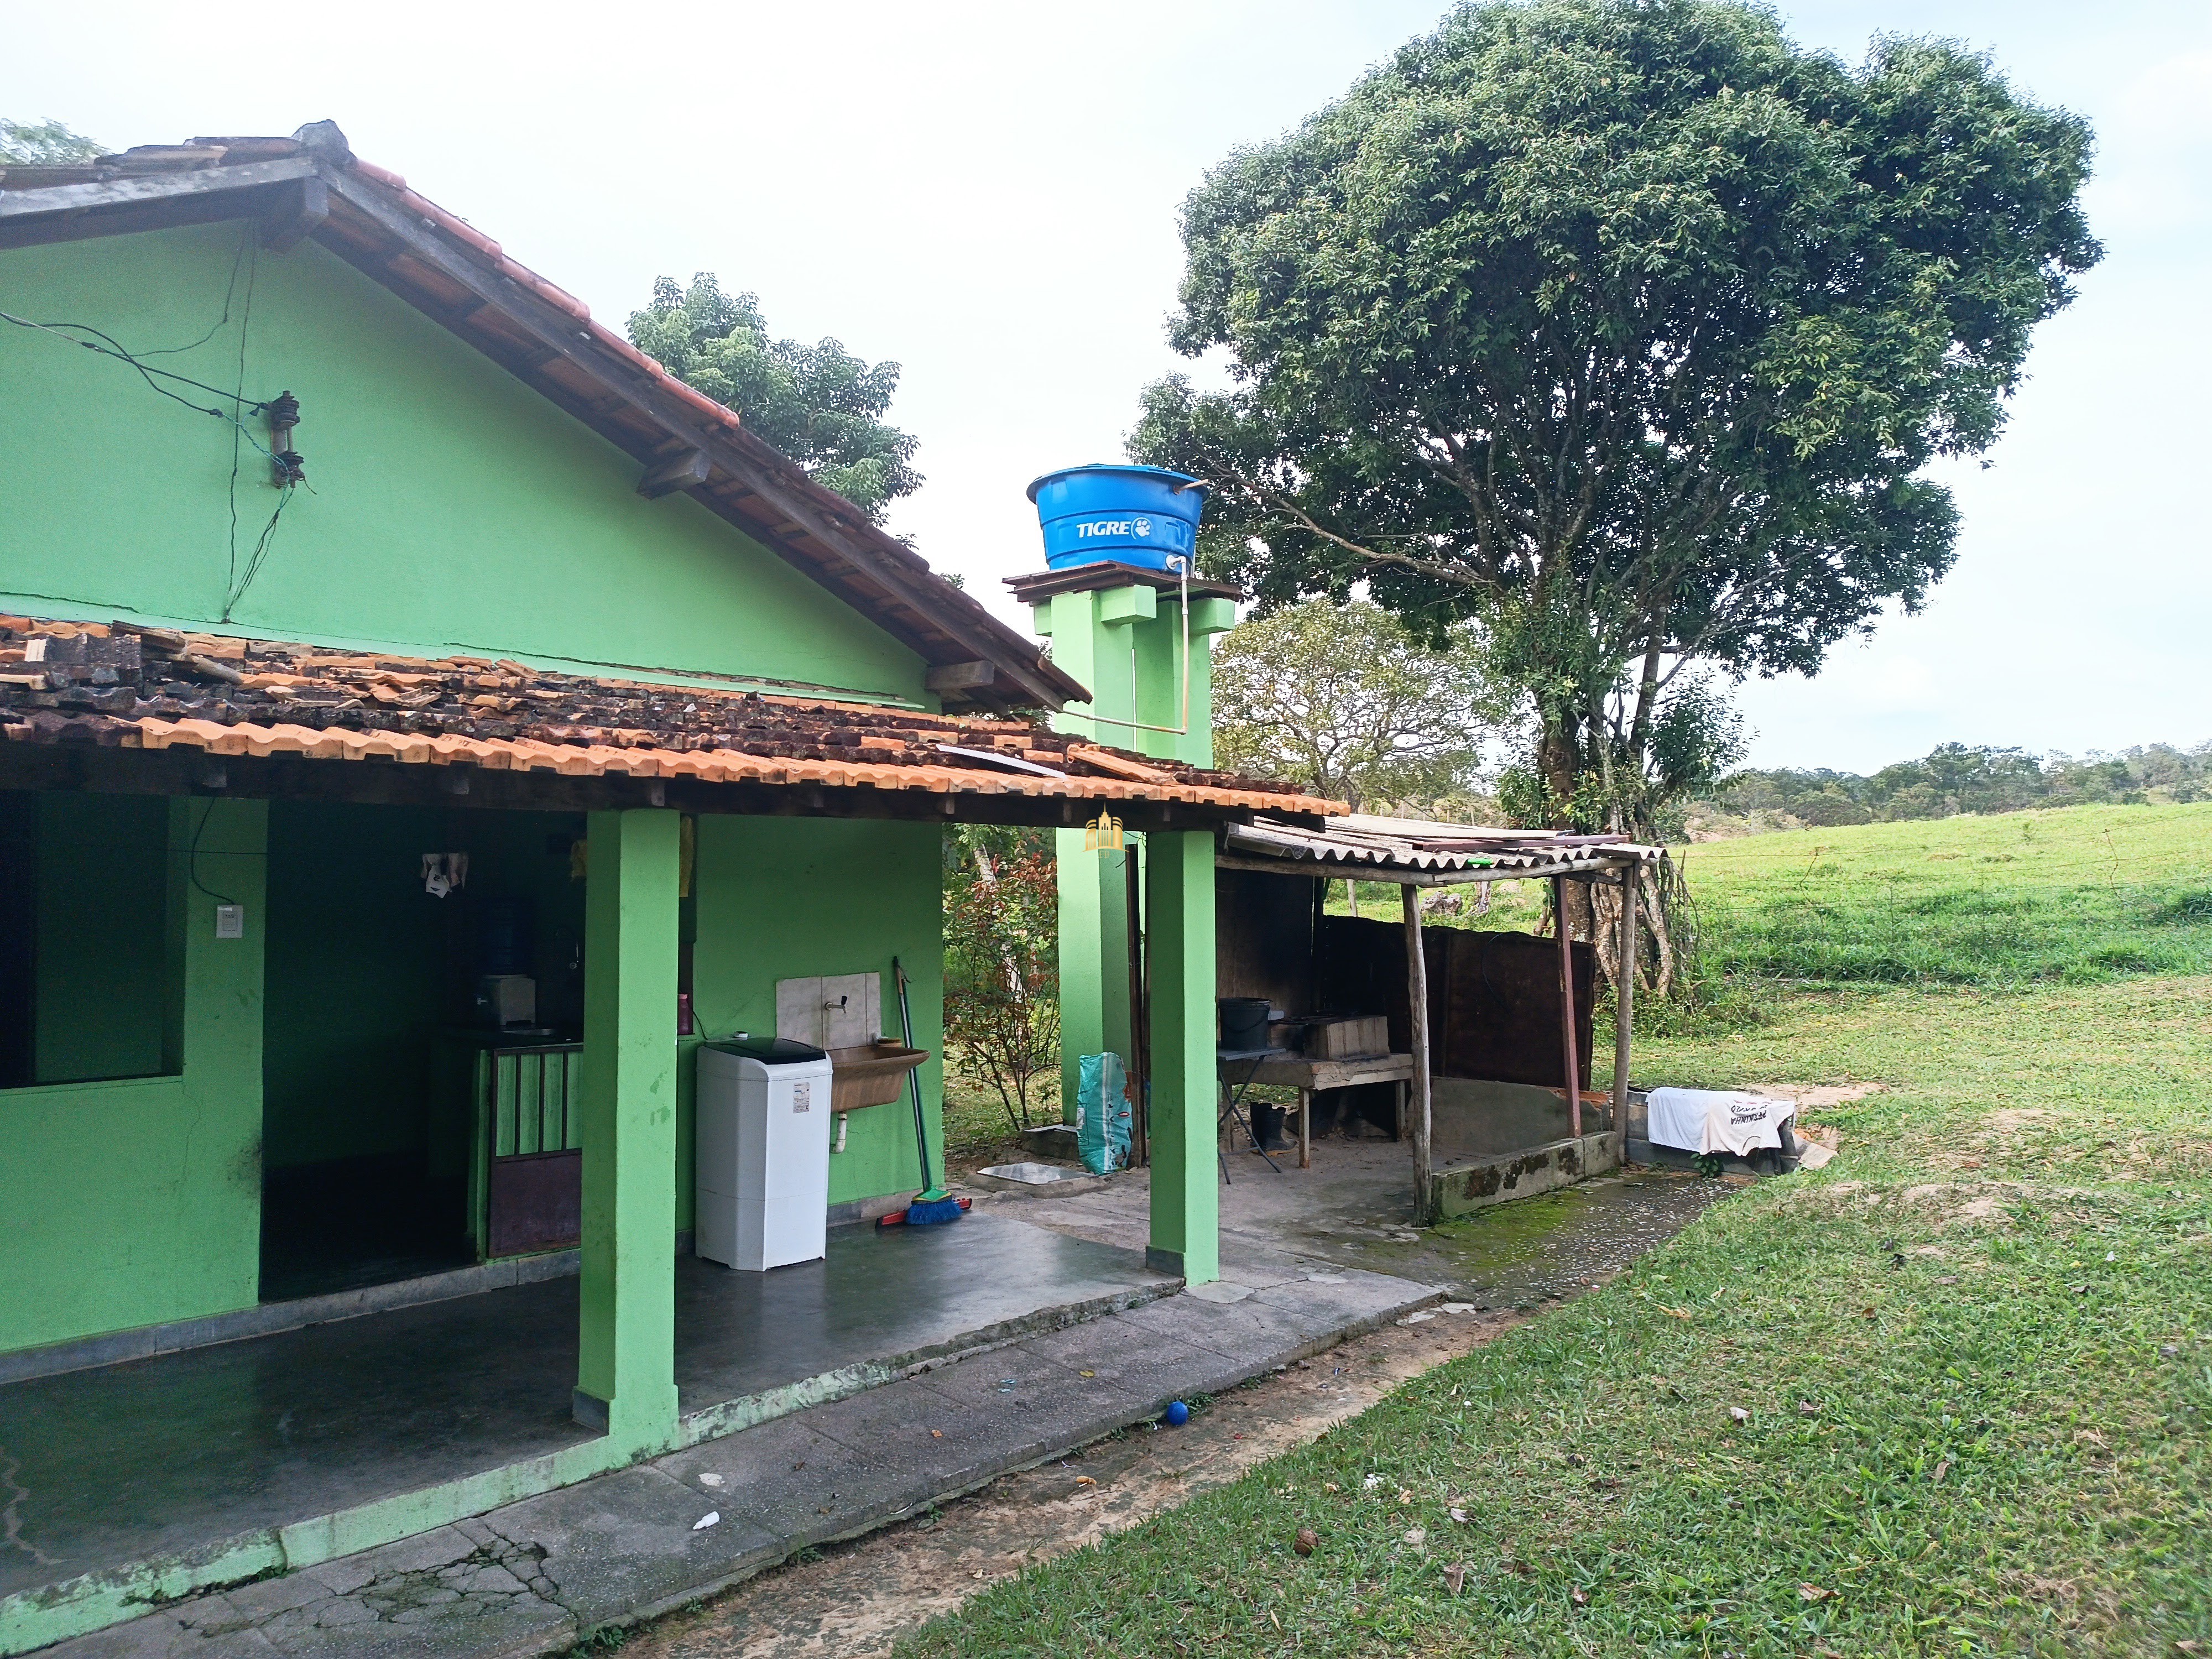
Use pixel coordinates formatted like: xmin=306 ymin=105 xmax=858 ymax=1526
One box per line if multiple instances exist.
xmin=1218 ymin=997 xmax=1271 ymax=1052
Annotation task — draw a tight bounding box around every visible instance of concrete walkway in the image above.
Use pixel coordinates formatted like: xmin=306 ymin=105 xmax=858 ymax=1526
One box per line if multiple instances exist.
xmin=49 ymin=1262 xmax=1436 ymax=1657
xmin=990 ymin=1136 xmax=1729 ymax=1308
xmin=0 ymin=1214 xmax=1169 ymax=1634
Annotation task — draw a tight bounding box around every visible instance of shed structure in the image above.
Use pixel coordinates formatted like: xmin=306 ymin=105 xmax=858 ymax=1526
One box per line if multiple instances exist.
xmin=1214 ymin=816 xmax=1661 ymax=1220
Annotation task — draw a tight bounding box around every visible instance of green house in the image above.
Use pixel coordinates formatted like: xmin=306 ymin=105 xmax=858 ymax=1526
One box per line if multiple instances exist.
xmin=0 ymin=124 xmax=1327 ymax=1651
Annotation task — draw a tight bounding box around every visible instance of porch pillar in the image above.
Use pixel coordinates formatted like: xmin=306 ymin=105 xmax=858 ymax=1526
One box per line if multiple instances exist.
xmin=575 ymin=808 xmax=681 ymax=1449
xmin=1054 ymin=833 xmax=1131 ymax=1115
xmin=1144 ymin=828 xmax=1218 ymax=1285
xmin=1041 ymin=587 xmax=1137 ymax=1113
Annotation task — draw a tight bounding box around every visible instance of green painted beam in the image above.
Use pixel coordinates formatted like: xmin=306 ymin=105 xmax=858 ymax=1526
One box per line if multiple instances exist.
xmin=576 ymin=808 xmax=681 ymax=1451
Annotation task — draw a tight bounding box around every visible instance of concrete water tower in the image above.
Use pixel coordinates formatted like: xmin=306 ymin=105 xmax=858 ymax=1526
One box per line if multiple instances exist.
xmin=1019 ymin=463 xmax=1235 ymax=768
xmin=1010 ymin=464 xmax=1240 ymax=1120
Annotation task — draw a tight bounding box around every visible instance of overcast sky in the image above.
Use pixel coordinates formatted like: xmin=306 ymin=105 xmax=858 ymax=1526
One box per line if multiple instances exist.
xmin=7 ymin=0 xmax=2205 ymax=773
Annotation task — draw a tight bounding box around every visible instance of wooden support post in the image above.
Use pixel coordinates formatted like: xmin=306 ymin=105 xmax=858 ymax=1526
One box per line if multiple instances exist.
xmin=1613 ymin=865 xmax=1637 ymax=1161
xmin=1554 ymin=876 xmax=1582 ymax=1141
xmin=1401 ymin=885 xmax=1432 ymax=1227
xmin=924 ymin=659 xmax=997 ymax=693
xmin=260 ymin=174 xmax=328 ymax=253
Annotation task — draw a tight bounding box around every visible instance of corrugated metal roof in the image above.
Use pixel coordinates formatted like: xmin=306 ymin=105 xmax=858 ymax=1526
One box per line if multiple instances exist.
xmin=1223 ymin=816 xmax=1660 ymax=881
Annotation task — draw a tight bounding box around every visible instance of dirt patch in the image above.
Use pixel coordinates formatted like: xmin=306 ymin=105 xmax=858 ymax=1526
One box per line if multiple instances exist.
xmin=1743 ymin=1082 xmax=1886 ymax=1113
xmin=1893 ymin=1182 xmax=2023 ymax=1227
xmin=1984 ymin=1108 xmax=2055 ymax=1134
xmin=618 ymin=1310 xmax=1517 ymax=1659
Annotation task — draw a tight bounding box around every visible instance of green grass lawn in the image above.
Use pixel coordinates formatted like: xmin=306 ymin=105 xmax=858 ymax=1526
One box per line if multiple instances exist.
xmin=903 ymin=807 xmax=2212 ymax=1657
xmin=1682 ymin=802 xmax=2212 ymax=988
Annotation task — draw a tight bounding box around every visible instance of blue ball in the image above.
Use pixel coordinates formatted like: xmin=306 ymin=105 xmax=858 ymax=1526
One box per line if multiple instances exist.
xmin=1164 ymin=1400 xmax=1190 ymax=1427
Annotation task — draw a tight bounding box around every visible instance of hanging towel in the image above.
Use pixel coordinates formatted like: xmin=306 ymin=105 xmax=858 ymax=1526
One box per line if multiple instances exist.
xmin=1646 ymin=1087 xmax=1795 ymax=1156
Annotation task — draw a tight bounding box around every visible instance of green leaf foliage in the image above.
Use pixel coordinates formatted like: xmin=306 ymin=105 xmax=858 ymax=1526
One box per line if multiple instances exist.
xmin=628 ymin=274 xmax=921 ymax=522
xmin=1699 ymin=740 xmax=2212 ymax=833
xmin=1131 ymin=0 xmax=2099 ymax=830
xmin=0 ymin=118 xmax=103 ymax=165
xmin=942 ymin=826 xmax=1060 ymax=1133
xmin=1209 ymin=598 xmax=1504 ymax=812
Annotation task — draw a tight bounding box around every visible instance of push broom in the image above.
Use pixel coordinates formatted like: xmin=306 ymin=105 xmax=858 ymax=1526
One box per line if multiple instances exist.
xmin=877 ymin=956 xmax=967 ymax=1228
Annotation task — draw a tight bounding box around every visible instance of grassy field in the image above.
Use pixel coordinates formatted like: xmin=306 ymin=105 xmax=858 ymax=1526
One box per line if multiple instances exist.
xmin=903 ymin=806 xmax=2212 ymax=1657
xmin=1680 ymin=802 xmax=2212 ymax=988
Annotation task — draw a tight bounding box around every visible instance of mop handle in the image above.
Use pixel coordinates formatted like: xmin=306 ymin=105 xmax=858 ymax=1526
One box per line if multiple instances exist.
xmin=893 ymin=956 xmax=934 ymax=1191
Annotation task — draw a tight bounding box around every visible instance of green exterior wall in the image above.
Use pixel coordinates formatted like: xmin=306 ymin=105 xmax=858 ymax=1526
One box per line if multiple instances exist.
xmin=687 ymin=815 xmax=945 ymax=1219
xmin=0 ymin=222 xmax=927 ymax=705
xmin=0 ymin=798 xmax=267 ymax=1354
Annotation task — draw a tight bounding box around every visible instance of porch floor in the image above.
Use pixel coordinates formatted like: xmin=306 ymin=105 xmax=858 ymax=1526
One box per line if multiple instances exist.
xmin=0 ymin=1213 xmax=1167 ymax=1606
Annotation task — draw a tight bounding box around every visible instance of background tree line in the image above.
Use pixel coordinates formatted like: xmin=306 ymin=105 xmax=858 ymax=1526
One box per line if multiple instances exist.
xmin=1690 ymin=740 xmax=2212 ymax=832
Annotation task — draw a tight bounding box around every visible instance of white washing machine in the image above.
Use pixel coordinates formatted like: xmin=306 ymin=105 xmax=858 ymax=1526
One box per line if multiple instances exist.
xmin=695 ymin=1036 xmax=834 ymax=1271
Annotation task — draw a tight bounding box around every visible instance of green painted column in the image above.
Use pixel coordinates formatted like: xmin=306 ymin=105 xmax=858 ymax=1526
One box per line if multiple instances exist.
xmin=1053 ymin=837 xmax=1130 ymax=1117
xmin=575 ymin=808 xmax=681 ymax=1451
xmin=1037 ymin=578 xmax=1238 ymax=1133
xmin=1144 ymin=828 xmax=1218 ymax=1284
xmin=1041 ymin=588 xmax=1136 ymax=1114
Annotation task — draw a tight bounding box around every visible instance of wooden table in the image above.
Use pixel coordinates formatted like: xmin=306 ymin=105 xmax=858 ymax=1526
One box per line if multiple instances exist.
xmin=1237 ymin=1052 xmax=1416 ymax=1168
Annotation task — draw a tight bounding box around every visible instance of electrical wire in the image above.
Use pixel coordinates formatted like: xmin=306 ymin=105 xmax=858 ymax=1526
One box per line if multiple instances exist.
xmin=139 ymin=222 xmax=257 ymax=359
xmin=5 ymin=248 xmax=307 ymax=628
xmin=186 ymin=799 xmax=239 ymax=909
xmin=223 ymin=234 xmax=263 ymax=603
xmin=0 ymin=310 xmax=281 ymax=447
xmin=222 ymin=480 xmax=296 ymax=622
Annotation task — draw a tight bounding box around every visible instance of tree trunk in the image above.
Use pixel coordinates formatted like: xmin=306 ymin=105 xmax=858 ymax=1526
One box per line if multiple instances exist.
xmin=1557 ymin=871 xmax=1597 ymax=945
xmin=1537 ymin=719 xmax=1580 ymax=826
xmin=1592 ymin=861 xmax=1681 ymax=1001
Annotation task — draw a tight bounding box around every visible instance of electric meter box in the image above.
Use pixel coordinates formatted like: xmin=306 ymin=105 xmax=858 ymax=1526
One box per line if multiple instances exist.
xmin=695 ymin=1036 xmax=834 ymax=1271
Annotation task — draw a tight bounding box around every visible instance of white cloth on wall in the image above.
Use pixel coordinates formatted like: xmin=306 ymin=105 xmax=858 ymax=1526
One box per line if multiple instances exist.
xmin=1645 ymin=1087 xmax=1795 ymax=1156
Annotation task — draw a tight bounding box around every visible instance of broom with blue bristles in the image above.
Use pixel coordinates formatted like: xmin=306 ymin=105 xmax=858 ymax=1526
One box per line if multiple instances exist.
xmin=877 ymin=956 xmax=967 ymax=1229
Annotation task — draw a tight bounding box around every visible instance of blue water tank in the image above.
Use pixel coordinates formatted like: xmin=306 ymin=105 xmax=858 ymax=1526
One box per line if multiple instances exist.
xmin=1027 ymin=464 xmax=1206 ymax=572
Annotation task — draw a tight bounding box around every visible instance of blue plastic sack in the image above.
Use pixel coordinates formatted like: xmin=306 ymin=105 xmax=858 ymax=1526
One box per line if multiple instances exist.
xmin=1074 ymin=1052 xmax=1132 ymax=1175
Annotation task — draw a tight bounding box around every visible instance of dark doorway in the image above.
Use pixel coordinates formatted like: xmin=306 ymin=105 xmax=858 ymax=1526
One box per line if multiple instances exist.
xmin=259 ymin=1154 xmax=471 ymax=1302
xmin=255 ymin=800 xmax=586 ymax=1302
